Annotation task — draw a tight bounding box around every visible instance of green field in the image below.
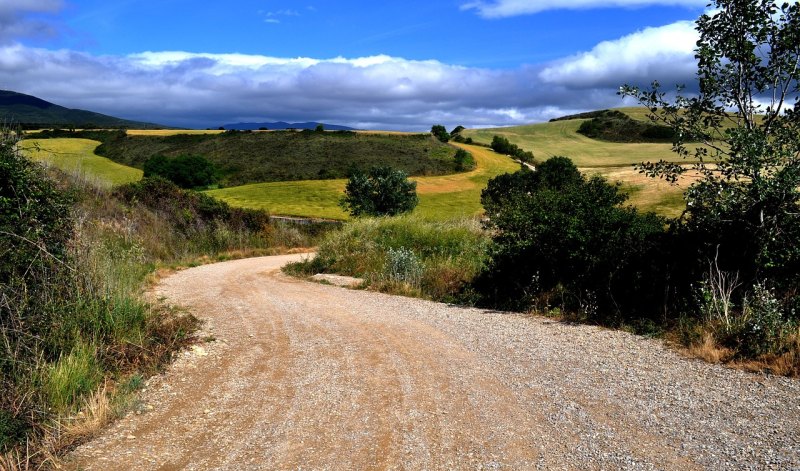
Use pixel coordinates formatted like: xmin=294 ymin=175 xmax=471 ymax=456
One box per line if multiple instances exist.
xmin=21 ymin=138 xmax=143 ymax=187
xmin=207 ymin=143 xmax=519 ymax=220
xmin=462 ymin=108 xmax=693 ymax=217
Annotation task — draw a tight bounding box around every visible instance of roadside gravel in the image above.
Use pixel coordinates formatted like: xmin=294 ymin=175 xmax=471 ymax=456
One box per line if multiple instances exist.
xmin=69 ymin=254 xmax=799 ymax=470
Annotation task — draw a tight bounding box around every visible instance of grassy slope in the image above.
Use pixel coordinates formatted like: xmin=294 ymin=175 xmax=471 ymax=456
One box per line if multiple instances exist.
xmin=206 ymin=143 xmax=519 ymax=220
xmin=462 ymin=108 xmax=692 ymax=218
xmin=20 ymin=138 xmax=142 ymax=187
xmin=98 ymin=131 xmax=459 ymax=186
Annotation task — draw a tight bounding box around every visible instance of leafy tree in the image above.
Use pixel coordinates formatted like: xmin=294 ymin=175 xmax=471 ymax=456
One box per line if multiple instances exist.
xmin=476 ymin=157 xmax=667 ymax=320
xmin=620 ymin=0 xmax=800 ymax=314
xmin=339 ymin=166 xmax=418 ymax=217
xmin=450 ymin=125 xmax=466 ymax=136
xmin=315 ymin=124 xmax=325 ymax=133
xmin=490 ymin=135 xmax=535 ymax=163
xmin=431 ymin=125 xmax=450 ymax=143
xmin=143 ymin=154 xmax=218 ymax=189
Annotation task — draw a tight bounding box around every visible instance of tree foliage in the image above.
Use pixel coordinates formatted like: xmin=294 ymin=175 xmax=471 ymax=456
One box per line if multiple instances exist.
xmin=431 ymin=124 xmax=450 ymax=143
xmin=620 ymin=0 xmax=800 ymax=316
xmin=143 ymin=154 xmax=218 ymax=189
xmin=476 ymin=157 xmax=667 ymax=320
xmin=453 ymin=149 xmax=475 ymax=171
xmin=490 ymin=135 xmax=535 ymax=163
xmin=339 ymin=166 xmax=418 ymax=217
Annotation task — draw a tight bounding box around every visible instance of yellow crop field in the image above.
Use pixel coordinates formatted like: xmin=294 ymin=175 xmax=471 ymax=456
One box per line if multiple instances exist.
xmin=20 ymin=138 xmax=142 ymax=187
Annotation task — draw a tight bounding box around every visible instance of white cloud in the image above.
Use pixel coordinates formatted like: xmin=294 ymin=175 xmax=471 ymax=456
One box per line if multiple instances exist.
xmin=0 ymin=20 xmax=701 ymax=130
xmin=462 ymin=0 xmax=705 ymax=18
xmin=539 ymin=21 xmax=697 ymax=87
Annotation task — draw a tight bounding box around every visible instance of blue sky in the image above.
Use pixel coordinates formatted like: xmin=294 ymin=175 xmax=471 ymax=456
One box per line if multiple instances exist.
xmin=0 ymin=0 xmax=708 ymax=129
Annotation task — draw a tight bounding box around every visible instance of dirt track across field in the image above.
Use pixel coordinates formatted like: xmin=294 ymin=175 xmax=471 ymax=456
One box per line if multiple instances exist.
xmin=70 ymin=254 xmax=799 ymax=470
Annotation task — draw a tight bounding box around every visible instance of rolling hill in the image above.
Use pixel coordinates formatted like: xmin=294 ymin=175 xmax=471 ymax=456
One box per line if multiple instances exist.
xmin=222 ymin=121 xmax=357 ymax=131
xmin=0 ymin=90 xmax=163 ymax=129
xmin=92 ymin=130 xmax=461 ymax=186
xmin=462 ymin=108 xmax=694 ymax=217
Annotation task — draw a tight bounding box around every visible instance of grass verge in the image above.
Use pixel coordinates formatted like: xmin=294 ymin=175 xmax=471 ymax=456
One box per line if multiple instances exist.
xmin=285 ymin=214 xmax=489 ymax=302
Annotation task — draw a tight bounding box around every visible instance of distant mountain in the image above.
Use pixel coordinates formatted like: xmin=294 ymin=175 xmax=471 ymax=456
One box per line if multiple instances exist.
xmin=221 ymin=121 xmax=358 ymax=131
xmin=0 ymin=90 xmax=164 ymax=129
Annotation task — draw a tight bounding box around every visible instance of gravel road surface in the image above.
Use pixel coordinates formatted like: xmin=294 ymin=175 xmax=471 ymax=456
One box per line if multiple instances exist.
xmin=69 ymin=254 xmax=800 ymax=470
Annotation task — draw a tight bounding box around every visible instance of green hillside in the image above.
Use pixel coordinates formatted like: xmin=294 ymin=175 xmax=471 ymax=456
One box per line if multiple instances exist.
xmin=95 ymin=130 xmax=461 ymax=186
xmin=462 ymin=107 xmax=694 ymax=217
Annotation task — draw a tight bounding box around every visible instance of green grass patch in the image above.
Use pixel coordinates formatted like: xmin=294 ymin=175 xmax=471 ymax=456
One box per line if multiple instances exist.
xmin=208 ymin=143 xmax=520 ymax=220
xmin=287 ymin=214 xmax=489 ymax=302
xmin=20 ymin=138 xmax=142 ymax=187
xmin=462 ymin=117 xmax=682 ymax=168
xmin=44 ymin=341 xmax=103 ymax=413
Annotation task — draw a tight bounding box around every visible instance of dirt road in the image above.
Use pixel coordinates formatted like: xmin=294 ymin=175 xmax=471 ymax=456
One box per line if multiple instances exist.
xmin=70 ymin=254 xmax=799 ymax=470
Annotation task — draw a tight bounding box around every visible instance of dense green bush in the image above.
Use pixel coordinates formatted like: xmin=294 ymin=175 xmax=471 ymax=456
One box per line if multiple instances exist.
xmin=0 ymin=137 xmax=74 ymax=288
xmin=431 ymin=124 xmax=450 ymax=143
xmin=490 ymin=135 xmax=535 ymax=163
xmin=576 ymin=110 xmax=675 ymax=143
xmin=143 ymin=154 xmax=218 ymax=189
xmin=339 ymin=166 xmax=418 ymax=217
xmin=453 ymin=149 xmax=475 ymax=171
xmin=475 ymin=157 xmax=668 ymax=322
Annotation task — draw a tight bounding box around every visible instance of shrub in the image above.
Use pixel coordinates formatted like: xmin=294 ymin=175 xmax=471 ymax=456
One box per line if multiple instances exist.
xmin=431 ymin=124 xmax=450 ymax=143
xmin=384 ymin=247 xmax=423 ymax=286
xmin=0 ymin=134 xmax=73 ymax=290
xmin=475 ymin=157 xmax=668 ymax=322
xmin=339 ymin=166 xmax=418 ymax=217
xmin=453 ymin=149 xmax=475 ymax=171
xmin=490 ymin=135 xmax=535 ymax=163
xmin=143 ymin=154 xmax=218 ymax=189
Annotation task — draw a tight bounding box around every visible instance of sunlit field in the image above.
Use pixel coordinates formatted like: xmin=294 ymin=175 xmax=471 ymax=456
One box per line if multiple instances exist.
xmin=21 ymin=138 xmax=142 ymax=187
xmin=206 ymin=143 xmax=520 ymax=220
xmin=462 ymin=108 xmax=695 ymax=216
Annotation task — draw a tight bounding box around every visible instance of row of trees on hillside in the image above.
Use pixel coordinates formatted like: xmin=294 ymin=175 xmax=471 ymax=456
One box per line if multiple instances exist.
xmin=490 ymin=136 xmax=535 ymax=163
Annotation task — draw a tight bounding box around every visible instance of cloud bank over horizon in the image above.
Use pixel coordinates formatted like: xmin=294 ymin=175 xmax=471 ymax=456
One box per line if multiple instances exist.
xmin=0 ymin=2 xmax=700 ymax=130
xmin=461 ymin=0 xmax=706 ymax=18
